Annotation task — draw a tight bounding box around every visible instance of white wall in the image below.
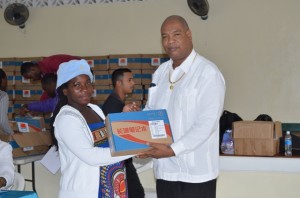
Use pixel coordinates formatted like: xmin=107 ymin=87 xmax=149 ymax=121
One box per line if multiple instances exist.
xmin=1 ymin=0 xmax=300 ymax=197
xmin=1 ymin=0 xmax=300 ymax=121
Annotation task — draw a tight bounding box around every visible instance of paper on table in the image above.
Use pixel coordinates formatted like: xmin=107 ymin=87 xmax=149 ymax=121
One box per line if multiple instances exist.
xmin=40 ymin=146 xmax=60 ymax=174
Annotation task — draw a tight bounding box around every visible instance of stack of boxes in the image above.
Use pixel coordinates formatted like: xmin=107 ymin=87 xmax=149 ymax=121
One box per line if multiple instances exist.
xmin=0 ymin=58 xmax=52 ymax=157
xmin=0 ymin=58 xmax=44 ymax=120
xmin=141 ymin=54 xmax=170 ymax=103
xmin=0 ymin=54 xmax=170 ymax=156
xmin=0 ymin=54 xmax=170 ymax=119
xmin=86 ymin=56 xmax=110 ymax=107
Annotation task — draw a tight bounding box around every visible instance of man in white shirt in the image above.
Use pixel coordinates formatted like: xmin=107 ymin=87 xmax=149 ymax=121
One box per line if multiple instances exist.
xmin=0 ymin=140 xmax=14 ymax=190
xmin=140 ymin=15 xmax=226 ymax=198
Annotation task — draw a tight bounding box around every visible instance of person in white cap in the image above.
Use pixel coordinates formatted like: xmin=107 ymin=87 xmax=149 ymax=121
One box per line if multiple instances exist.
xmin=50 ymin=59 xmax=132 ymax=198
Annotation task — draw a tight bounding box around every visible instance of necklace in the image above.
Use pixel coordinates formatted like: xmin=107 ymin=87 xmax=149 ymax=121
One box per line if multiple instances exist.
xmin=168 ymin=54 xmax=197 ymax=90
xmin=168 ymin=71 xmax=185 ymax=90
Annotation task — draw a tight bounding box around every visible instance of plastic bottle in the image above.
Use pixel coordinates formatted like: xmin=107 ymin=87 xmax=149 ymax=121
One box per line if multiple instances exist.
xmin=285 ymin=131 xmax=292 ymax=156
xmin=221 ymin=129 xmax=234 ymax=154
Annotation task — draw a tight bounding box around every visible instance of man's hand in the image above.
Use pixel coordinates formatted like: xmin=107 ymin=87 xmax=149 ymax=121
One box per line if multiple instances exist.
xmin=123 ymin=102 xmax=140 ymax=112
xmin=137 ymin=142 xmax=175 ymax=159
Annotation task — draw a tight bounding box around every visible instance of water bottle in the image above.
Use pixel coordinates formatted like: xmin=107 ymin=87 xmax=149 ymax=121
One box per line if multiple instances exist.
xmin=221 ymin=129 xmax=234 ymax=154
xmin=285 ymin=131 xmax=292 ymax=156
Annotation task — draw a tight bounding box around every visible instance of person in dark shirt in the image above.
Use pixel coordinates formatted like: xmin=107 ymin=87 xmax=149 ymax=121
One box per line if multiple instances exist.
xmin=102 ymin=68 xmax=144 ymax=198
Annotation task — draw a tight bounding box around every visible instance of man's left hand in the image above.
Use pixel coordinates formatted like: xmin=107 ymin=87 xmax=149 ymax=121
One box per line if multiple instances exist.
xmin=137 ymin=142 xmax=175 ymax=159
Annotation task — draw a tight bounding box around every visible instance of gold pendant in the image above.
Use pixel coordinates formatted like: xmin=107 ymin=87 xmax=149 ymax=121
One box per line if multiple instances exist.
xmin=170 ymin=84 xmax=173 ymax=90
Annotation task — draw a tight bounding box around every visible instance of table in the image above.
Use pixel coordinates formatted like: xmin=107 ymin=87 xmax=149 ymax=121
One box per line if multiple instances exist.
xmin=13 ymin=154 xmax=44 ymax=192
xmin=220 ymin=155 xmax=300 ymax=173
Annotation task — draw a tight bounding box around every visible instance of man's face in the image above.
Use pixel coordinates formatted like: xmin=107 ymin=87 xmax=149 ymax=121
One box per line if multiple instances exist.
xmin=119 ymin=72 xmax=135 ymax=94
xmin=23 ymin=67 xmax=42 ymax=81
xmin=161 ymin=19 xmax=193 ymax=66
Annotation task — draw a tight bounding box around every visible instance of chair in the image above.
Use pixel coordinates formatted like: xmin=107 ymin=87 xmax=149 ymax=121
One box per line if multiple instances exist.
xmin=10 ymin=172 xmax=25 ymax=190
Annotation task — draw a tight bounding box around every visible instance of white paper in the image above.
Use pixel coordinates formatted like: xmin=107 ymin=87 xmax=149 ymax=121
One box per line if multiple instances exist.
xmin=148 ymin=120 xmax=167 ymax=139
xmin=40 ymin=146 xmax=60 ymax=174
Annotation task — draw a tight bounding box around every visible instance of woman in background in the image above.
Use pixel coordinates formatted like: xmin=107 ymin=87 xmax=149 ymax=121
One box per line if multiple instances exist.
xmin=50 ymin=59 xmax=131 ymax=198
xmin=0 ymin=69 xmax=13 ymax=134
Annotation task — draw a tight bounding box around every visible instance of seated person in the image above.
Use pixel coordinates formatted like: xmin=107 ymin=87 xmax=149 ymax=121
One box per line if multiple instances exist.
xmin=20 ymin=73 xmax=58 ymax=116
xmin=0 ymin=140 xmax=14 ymax=190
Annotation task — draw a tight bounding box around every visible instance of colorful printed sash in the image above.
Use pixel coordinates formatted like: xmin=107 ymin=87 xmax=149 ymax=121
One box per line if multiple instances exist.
xmin=89 ymin=122 xmax=128 ymax=198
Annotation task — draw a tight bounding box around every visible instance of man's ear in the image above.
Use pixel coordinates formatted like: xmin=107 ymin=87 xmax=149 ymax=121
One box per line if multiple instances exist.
xmin=186 ymin=29 xmax=192 ymax=41
xmin=116 ymin=80 xmax=122 ymax=87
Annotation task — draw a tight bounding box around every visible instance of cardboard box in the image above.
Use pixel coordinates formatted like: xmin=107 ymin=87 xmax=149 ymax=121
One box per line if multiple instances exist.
xmin=233 ymin=121 xmax=282 ymax=156
xmin=143 ymin=84 xmax=149 ymax=100
xmin=0 ymin=59 xmax=16 ymax=72
xmin=14 ymin=85 xmax=43 ymax=100
xmin=109 ymin=54 xmax=142 ymax=70
xmin=0 ymin=132 xmax=51 ymax=158
xmin=106 ymin=109 xmax=173 ymax=156
xmin=141 ymin=69 xmax=155 ymax=85
xmin=93 ymin=70 xmax=110 ymax=85
xmin=141 ymin=54 xmax=169 ymax=69
xmin=92 ymin=85 xmax=112 ymax=100
xmin=0 ymin=120 xmax=51 ymax=158
xmin=14 ymin=116 xmax=46 ymax=132
xmin=6 ymin=86 xmax=14 ymax=100
xmin=6 ymin=71 xmax=15 ymax=86
xmin=82 ymin=56 xmax=109 ymax=70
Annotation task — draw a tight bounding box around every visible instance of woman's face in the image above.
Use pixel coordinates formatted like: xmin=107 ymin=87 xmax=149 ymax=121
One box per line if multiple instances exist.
xmin=63 ymin=74 xmax=94 ymax=109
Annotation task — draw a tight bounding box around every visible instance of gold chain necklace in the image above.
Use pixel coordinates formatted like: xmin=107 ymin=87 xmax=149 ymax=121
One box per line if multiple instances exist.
xmin=168 ymin=71 xmax=185 ymax=90
xmin=168 ymin=54 xmax=197 ymax=90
